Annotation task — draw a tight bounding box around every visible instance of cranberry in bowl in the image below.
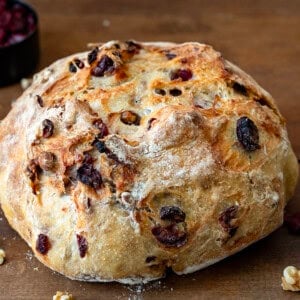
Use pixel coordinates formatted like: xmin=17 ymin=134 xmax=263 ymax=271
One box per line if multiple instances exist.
xmin=0 ymin=0 xmax=39 ymax=86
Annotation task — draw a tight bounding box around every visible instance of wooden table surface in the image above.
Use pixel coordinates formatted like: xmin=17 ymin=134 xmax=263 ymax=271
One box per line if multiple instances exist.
xmin=0 ymin=0 xmax=299 ymax=299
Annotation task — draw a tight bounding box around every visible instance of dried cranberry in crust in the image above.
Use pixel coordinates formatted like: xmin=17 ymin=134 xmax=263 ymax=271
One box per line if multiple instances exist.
xmin=26 ymin=159 xmax=41 ymax=181
xmin=219 ymin=205 xmax=238 ymax=237
xmin=236 ymin=117 xmax=260 ymax=152
xmin=36 ymin=234 xmax=51 ymax=255
xmin=103 ymin=148 xmax=121 ymax=163
xmin=154 ymin=88 xmax=166 ymax=96
xmin=284 ymin=212 xmax=300 ymax=234
xmin=120 ymin=111 xmax=141 ymax=126
xmin=160 ymin=206 xmax=186 ymax=223
xmin=42 ymin=119 xmax=54 ymax=138
xmin=169 ymin=88 xmax=182 ymax=96
xmin=91 ymin=55 xmax=115 ymax=77
xmin=145 ymin=256 xmax=156 ymax=263
xmin=92 ymin=139 xmax=107 ymax=153
xmin=165 ymin=53 xmax=177 ymax=60
xmin=256 ymin=98 xmax=270 ymax=107
xmin=170 ymin=69 xmax=193 ymax=81
xmin=125 ymin=40 xmax=142 ymax=54
xmin=69 ymin=62 xmax=77 ymax=73
xmin=87 ymin=47 xmax=99 ymax=65
xmin=112 ymin=50 xmax=122 ymax=58
xmin=76 ymin=163 xmax=102 ymax=189
xmin=232 ymin=82 xmax=248 ymax=96
xmin=147 ymin=118 xmax=157 ymax=130
xmin=74 ymin=58 xmax=84 ymax=69
xmin=82 ymin=152 xmax=94 ymax=165
xmin=92 ymin=139 xmax=118 ymax=163
xmin=76 ymin=234 xmax=88 ymax=258
xmin=181 ymin=58 xmax=188 ymax=64
xmin=152 ymin=224 xmax=187 ymax=247
xmin=93 ymin=119 xmax=109 ymax=138
xmin=87 ymin=198 xmax=92 ymax=209
xmin=35 ymin=95 xmax=43 ymax=107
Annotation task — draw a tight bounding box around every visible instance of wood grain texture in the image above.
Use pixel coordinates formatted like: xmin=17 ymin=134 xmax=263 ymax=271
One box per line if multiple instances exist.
xmin=0 ymin=0 xmax=299 ymax=299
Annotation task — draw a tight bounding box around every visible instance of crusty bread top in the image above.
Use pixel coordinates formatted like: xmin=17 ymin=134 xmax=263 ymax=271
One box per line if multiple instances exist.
xmin=0 ymin=41 xmax=297 ymax=283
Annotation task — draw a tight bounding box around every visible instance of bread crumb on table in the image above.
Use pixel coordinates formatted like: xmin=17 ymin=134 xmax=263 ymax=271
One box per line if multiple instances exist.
xmin=0 ymin=248 xmax=5 ymax=265
xmin=53 ymin=291 xmax=74 ymax=300
xmin=282 ymin=266 xmax=300 ymax=292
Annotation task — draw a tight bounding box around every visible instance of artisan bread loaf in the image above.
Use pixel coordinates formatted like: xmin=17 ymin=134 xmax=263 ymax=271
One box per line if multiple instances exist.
xmin=0 ymin=41 xmax=298 ymax=284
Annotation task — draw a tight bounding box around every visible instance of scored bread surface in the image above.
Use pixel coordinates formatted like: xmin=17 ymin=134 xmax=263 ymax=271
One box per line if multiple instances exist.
xmin=0 ymin=41 xmax=298 ymax=284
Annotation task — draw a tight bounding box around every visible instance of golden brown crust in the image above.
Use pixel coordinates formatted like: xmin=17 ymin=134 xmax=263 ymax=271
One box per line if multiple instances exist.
xmin=0 ymin=41 xmax=298 ymax=284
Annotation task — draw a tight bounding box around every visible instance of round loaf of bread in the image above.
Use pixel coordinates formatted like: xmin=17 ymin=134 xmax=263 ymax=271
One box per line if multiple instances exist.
xmin=0 ymin=41 xmax=298 ymax=284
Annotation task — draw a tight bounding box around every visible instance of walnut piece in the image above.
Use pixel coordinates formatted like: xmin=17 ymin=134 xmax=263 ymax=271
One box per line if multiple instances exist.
xmin=53 ymin=291 xmax=74 ymax=300
xmin=281 ymin=266 xmax=300 ymax=292
xmin=20 ymin=78 xmax=33 ymax=90
xmin=0 ymin=249 xmax=5 ymax=265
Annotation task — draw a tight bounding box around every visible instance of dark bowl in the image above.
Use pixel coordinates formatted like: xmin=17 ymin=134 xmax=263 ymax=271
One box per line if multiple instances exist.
xmin=0 ymin=0 xmax=39 ymax=87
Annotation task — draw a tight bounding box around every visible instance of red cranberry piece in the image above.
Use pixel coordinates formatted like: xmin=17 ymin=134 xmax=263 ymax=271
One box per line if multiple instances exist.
xmin=219 ymin=205 xmax=238 ymax=237
xmin=0 ymin=10 xmax=12 ymax=27
xmin=42 ymin=119 xmax=54 ymax=138
xmin=87 ymin=47 xmax=99 ymax=65
xmin=236 ymin=117 xmax=260 ymax=152
xmin=9 ymin=16 xmax=27 ymax=33
xmin=232 ymin=82 xmax=248 ymax=96
xmin=82 ymin=152 xmax=94 ymax=165
xmin=154 ymin=88 xmax=166 ymax=96
xmin=86 ymin=198 xmax=92 ymax=209
xmin=76 ymin=163 xmax=102 ymax=189
xmin=35 ymin=95 xmax=44 ymax=107
xmin=145 ymin=256 xmax=156 ymax=263
xmin=170 ymin=69 xmax=193 ymax=81
xmin=26 ymin=159 xmax=41 ymax=181
xmin=92 ymin=139 xmax=107 ymax=153
xmin=26 ymin=14 xmax=36 ymax=32
xmin=10 ymin=6 xmax=28 ymax=32
xmin=125 ymin=40 xmax=142 ymax=54
xmin=91 ymin=55 xmax=115 ymax=77
xmin=11 ymin=3 xmax=28 ymax=15
xmin=284 ymin=212 xmax=300 ymax=234
xmin=160 ymin=206 xmax=186 ymax=223
xmin=105 ymin=149 xmax=121 ymax=164
xmin=147 ymin=118 xmax=157 ymax=130
xmin=69 ymin=62 xmax=77 ymax=73
xmin=93 ymin=119 xmax=109 ymax=138
xmin=166 ymin=53 xmax=177 ymax=60
xmin=169 ymin=88 xmax=182 ymax=96
xmin=152 ymin=224 xmax=187 ymax=247
xmin=36 ymin=234 xmax=51 ymax=255
xmin=74 ymin=58 xmax=84 ymax=69
xmin=76 ymin=234 xmax=88 ymax=258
